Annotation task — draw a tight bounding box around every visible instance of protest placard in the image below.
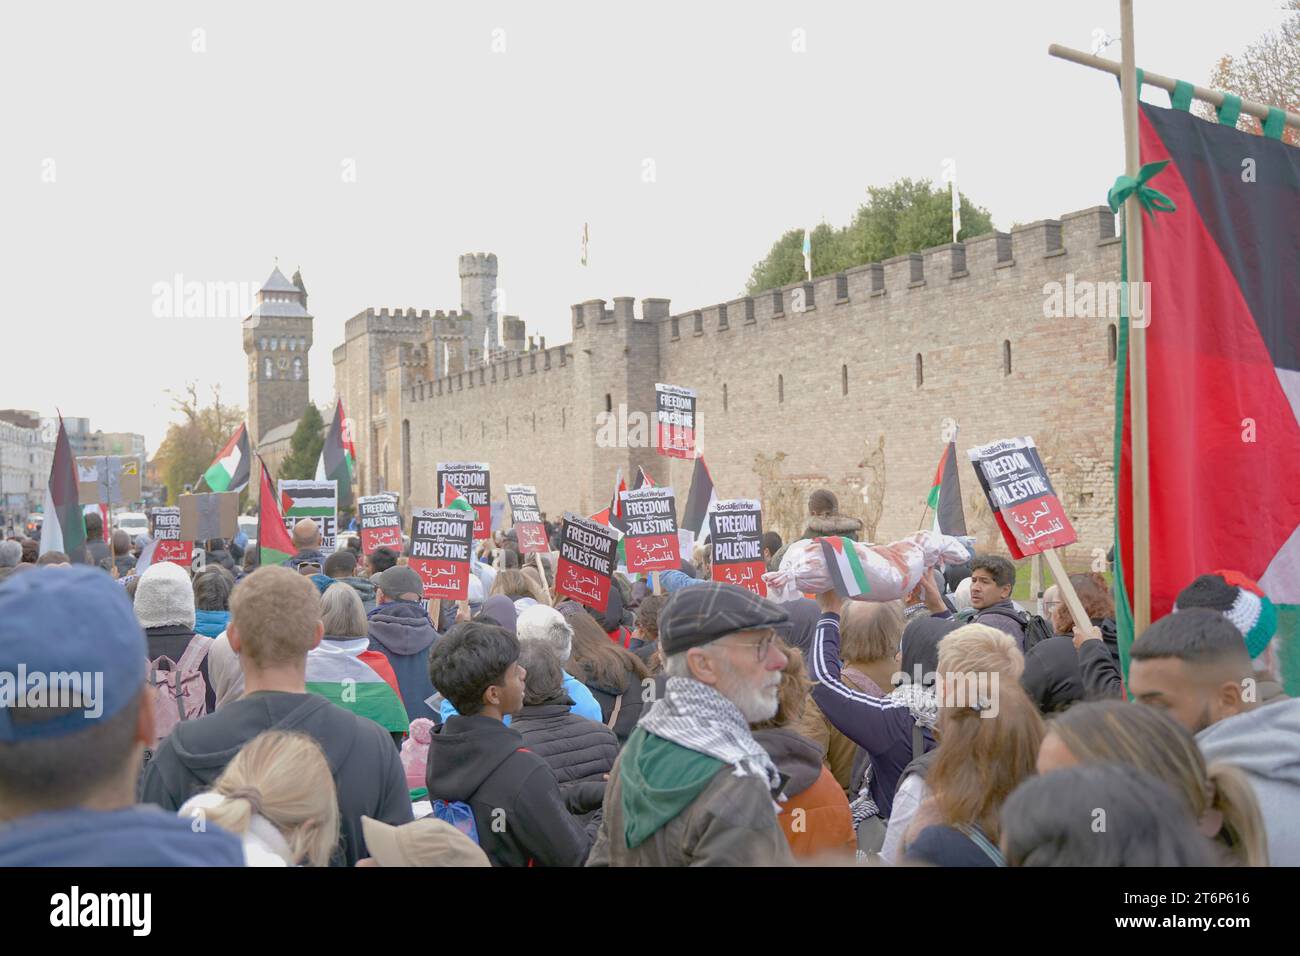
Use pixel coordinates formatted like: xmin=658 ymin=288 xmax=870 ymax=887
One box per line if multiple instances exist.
xmin=408 ymin=508 xmax=474 ymax=600
xmin=357 ymin=494 xmax=403 ymax=555
xmin=436 ymin=462 xmax=491 ymax=540
xmin=278 ymin=479 xmax=338 ymax=552
xmin=708 ymin=499 xmax=767 ymax=596
xmin=619 ymin=486 xmax=679 ymax=574
xmin=149 ymin=506 xmax=193 ymax=566
xmin=967 ymin=437 xmax=1077 ymax=559
xmin=77 ymin=456 xmax=142 ymax=505
xmin=178 ymin=492 xmax=239 ymax=543
xmin=655 ymin=383 xmax=698 ymax=460
xmin=968 ymin=435 xmax=1091 ymax=633
xmin=555 ymin=511 xmax=618 ymax=612
xmin=505 ymin=484 xmax=549 ymax=554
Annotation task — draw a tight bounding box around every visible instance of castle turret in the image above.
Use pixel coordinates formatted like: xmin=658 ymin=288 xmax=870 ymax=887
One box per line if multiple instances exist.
xmin=459 ymin=253 xmax=498 ymax=352
xmin=243 ymin=265 xmax=313 ymax=453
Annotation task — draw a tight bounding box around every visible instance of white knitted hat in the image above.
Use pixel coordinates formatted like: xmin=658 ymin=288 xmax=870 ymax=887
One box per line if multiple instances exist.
xmin=134 ymin=560 xmax=196 ymax=630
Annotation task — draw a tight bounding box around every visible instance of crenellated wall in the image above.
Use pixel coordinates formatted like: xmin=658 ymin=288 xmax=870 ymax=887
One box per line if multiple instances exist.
xmin=333 ymin=208 xmax=1123 ymax=567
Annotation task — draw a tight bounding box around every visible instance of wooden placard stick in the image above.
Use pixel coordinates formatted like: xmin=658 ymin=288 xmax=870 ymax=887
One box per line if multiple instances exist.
xmin=1041 ymin=548 xmax=1091 ymax=635
xmin=534 ymin=551 xmax=552 ymax=603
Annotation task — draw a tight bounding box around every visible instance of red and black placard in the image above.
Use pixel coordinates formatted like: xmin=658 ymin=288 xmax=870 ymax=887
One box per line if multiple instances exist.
xmin=555 ymin=511 xmax=618 ymax=612
xmin=967 ymin=436 xmax=1077 ymax=559
xmin=436 ymin=461 xmax=491 ymax=540
xmin=357 ymin=494 xmax=403 ymax=555
xmin=655 ymin=383 xmax=698 ymax=460
xmin=708 ymin=498 xmax=767 ymax=596
xmin=505 ymin=484 xmax=548 ymax=554
xmin=150 ymin=506 xmax=193 ymax=567
xmin=407 ymin=507 xmax=474 ymax=600
xmin=619 ymin=486 xmax=680 ymax=573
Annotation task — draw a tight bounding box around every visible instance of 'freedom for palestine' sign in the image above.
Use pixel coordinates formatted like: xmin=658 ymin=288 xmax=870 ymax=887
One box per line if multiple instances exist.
xmin=619 ymin=486 xmax=679 ymax=573
xmin=408 ymin=508 xmax=474 ymax=600
xmin=967 ymin=436 xmax=1077 ymax=559
xmin=555 ymin=512 xmax=618 ymax=612
xmin=358 ymin=494 xmax=403 ymax=555
xmin=655 ymin=383 xmax=698 ymax=460
xmin=709 ymin=499 xmax=767 ymax=596
xmin=505 ymin=484 xmax=548 ymax=554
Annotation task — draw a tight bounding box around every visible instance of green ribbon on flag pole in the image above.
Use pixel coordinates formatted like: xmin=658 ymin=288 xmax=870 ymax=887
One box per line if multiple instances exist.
xmin=1216 ymin=94 xmax=1242 ymax=127
xmin=1170 ymin=80 xmax=1194 ymax=112
xmin=1107 ymin=160 xmax=1177 ymax=222
xmin=1262 ymin=106 xmax=1287 ymax=140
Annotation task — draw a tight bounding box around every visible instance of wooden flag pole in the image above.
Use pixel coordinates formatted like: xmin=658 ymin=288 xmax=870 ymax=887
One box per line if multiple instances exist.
xmin=1118 ymin=0 xmax=1152 ymax=636
xmin=1041 ymin=548 xmax=1092 ymax=637
xmin=534 ymin=551 xmax=552 ymax=604
xmin=652 ymin=571 xmax=662 ymax=596
xmin=1030 ymin=552 xmax=1042 ymax=616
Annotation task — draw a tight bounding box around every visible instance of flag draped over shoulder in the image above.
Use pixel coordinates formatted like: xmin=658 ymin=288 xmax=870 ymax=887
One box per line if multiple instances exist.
xmin=203 ymin=423 xmax=250 ymax=493
xmin=305 ymin=639 xmax=409 ymax=733
xmin=39 ymin=416 xmax=86 ymax=557
xmin=927 ymin=440 xmax=967 ymax=536
xmin=317 ymin=399 xmax=356 ymax=509
xmin=1115 ymin=100 xmax=1300 ymax=690
xmin=258 ymin=460 xmax=297 ymax=566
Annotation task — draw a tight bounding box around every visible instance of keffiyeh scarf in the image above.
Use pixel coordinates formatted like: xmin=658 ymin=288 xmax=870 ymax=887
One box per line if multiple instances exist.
xmin=639 ymin=677 xmax=783 ymax=791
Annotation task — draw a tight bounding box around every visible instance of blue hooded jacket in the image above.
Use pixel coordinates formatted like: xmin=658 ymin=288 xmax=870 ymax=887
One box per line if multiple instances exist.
xmin=0 ymin=806 xmax=245 ymax=866
xmin=367 ymin=600 xmax=440 ymax=721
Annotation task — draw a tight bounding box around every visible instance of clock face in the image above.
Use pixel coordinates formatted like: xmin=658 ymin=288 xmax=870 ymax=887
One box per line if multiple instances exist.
xmin=278 ymin=357 xmax=289 ymax=371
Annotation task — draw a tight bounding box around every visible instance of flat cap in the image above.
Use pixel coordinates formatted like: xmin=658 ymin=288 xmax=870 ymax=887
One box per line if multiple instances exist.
xmin=659 ymin=582 xmax=789 ymax=655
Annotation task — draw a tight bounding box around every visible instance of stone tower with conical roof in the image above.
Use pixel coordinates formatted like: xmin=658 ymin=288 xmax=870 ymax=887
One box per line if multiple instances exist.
xmin=242 ymin=264 xmax=314 ymax=452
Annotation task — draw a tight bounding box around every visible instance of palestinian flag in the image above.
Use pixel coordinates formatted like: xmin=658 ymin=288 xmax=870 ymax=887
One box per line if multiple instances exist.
xmin=442 ymin=477 xmax=474 ymax=514
xmin=680 ymin=456 xmax=717 ymax=539
xmin=589 ymin=471 xmax=630 ymax=568
xmin=818 ymin=536 xmax=871 ymax=599
xmin=317 ymin=399 xmax=356 ymax=508
xmin=203 ymin=423 xmax=250 ymax=493
xmin=257 ymin=460 xmax=296 ymax=566
xmin=38 ymin=416 xmax=86 ymax=557
xmin=280 ymin=484 xmax=335 ymax=518
xmin=927 ymin=439 xmax=967 ymax=536
xmin=305 ymin=638 xmax=409 ymax=733
xmin=632 ymin=466 xmax=655 ymax=490
xmin=1115 ymin=99 xmax=1300 ymax=690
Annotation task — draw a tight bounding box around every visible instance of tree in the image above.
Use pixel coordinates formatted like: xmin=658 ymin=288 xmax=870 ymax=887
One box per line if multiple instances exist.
xmin=1197 ymin=1 xmax=1299 ymax=146
xmin=744 ymin=178 xmax=994 ymax=295
xmin=152 ymin=383 xmax=244 ymax=504
xmin=277 ymin=405 xmax=326 ymax=481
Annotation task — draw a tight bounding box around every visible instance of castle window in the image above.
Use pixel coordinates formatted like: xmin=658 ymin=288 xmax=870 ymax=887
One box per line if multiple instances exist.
xmin=915 ymin=354 xmax=924 ymax=388
xmin=505 ymin=418 xmax=509 ymax=437
xmin=562 ymin=408 xmax=566 ymax=431
xmin=259 ymin=337 xmax=267 ymax=351
xmin=778 ymin=374 xmax=784 ymax=404
xmin=723 ymin=383 xmax=728 ymax=413
xmin=292 ymin=357 xmax=303 ymax=381
xmin=1108 ymin=324 xmax=1118 ymax=364
xmin=841 ymin=364 xmax=848 ymax=396
xmin=532 ymin=412 xmax=536 ymax=432
xmin=1002 ymin=340 xmax=1012 ymax=376
xmin=264 ymin=357 xmax=274 ymax=380
xmin=605 ymin=393 xmax=612 ymax=413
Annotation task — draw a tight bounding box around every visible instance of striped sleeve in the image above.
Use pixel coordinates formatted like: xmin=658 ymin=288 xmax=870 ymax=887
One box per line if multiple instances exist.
xmin=809 ymin=612 xmax=915 ymax=756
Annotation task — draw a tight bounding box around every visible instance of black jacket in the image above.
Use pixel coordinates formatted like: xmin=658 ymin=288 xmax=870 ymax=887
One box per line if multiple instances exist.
xmin=425 ymin=714 xmax=595 ymax=867
xmin=139 ymin=690 xmax=413 ymax=866
xmin=511 ymin=702 xmax=618 ymax=815
xmin=367 ymin=600 xmax=440 ymax=722
xmin=582 ymin=665 xmax=647 ymax=745
xmin=1021 ymin=618 xmax=1123 ymax=713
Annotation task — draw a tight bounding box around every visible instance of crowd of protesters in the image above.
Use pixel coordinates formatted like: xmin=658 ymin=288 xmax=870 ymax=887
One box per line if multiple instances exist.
xmin=0 ymin=489 xmax=1296 ymax=868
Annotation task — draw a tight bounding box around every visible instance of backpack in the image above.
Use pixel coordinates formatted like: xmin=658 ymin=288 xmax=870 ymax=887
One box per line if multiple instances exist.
xmin=147 ymin=635 xmax=212 ymax=746
xmin=977 ymin=606 xmax=1054 ymax=654
xmin=430 ymin=799 xmax=481 ymax=845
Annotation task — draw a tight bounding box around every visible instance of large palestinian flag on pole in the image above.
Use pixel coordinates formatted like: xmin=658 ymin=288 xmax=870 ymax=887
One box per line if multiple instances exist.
xmin=257 ymin=460 xmax=297 ymax=566
xmin=317 ymin=399 xmax=356 ymax=509
xmin=38 ymin=416 xmax=86 ymax=557
xmin=202 ymin=423 xmax=250 ymax=493
xmin=1115 ymin=98 xmax=1300 ymax=690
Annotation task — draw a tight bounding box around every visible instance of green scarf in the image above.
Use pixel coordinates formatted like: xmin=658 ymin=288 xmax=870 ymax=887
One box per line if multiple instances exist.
xmin=619 ymin=727 xmax=724 ymax=849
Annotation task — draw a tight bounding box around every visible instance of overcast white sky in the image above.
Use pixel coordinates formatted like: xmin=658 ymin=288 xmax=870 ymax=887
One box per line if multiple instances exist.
xmin=1 ymin=0 xmax=1290 ymax=451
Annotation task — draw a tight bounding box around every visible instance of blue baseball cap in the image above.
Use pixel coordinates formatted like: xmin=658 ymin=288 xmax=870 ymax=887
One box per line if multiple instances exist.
xmin=0 ymin=566 xmax=147 ymax=742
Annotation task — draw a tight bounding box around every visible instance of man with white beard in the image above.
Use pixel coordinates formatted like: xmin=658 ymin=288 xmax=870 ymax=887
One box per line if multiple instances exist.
xmin=587 ymin=583 xmax=795 ymax=866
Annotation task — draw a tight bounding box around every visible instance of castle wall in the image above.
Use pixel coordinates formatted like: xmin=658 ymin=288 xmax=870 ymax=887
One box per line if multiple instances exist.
xmin=336 ymin=207 xmax=1123 ymax=569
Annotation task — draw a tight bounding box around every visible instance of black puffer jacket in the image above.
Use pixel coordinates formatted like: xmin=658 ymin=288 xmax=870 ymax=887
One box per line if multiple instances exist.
xmin=511 ymin=700 xmax=619 ymax=816
xmin=581 ymin=664 xmax=648 ymax=745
